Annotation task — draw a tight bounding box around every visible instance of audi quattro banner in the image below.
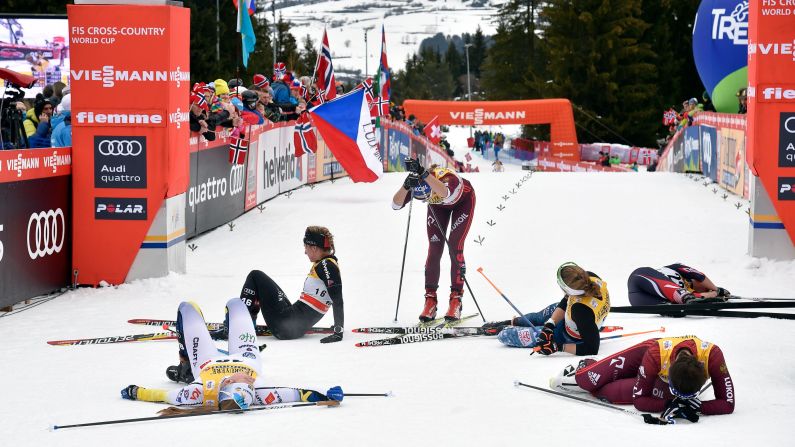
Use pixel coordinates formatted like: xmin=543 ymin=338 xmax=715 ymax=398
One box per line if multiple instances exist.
xmin=68 ymin=4 xmax=190 ymax=285
xmin=0 ymin=150 xmax=71 ymax=307
xmin=186 ymin=135 xmax=248 ymax=238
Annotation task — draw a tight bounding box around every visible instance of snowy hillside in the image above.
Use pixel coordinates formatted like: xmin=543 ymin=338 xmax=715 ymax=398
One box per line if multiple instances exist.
xmin=274 ymin=0 xmax=505 ymax=76
xmin=2 ymin=140 xmax=795 ymax=445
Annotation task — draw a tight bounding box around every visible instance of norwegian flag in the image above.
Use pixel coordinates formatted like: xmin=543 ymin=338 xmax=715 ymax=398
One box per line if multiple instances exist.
xmin=423 ymin=115 xmax=442 ymax=144
xmin=229 ymin=135 xmax=248 ymax=165
xmin=293 ymin=113 xmax=318 ymax=157
xmin=356 ymin=77 xmax=379 ymax=117
xmin=374 ymin=25 xmax=391 ymax=117
xmin=274 ymin=62 xmax=287 ymax=80
xmin=191 ymin=92 xmax=208 ymax=111
xmin=313 ymin=29 xmax=336 ymax=104
xmin=662 ymin=108 xmax=677 ymax=126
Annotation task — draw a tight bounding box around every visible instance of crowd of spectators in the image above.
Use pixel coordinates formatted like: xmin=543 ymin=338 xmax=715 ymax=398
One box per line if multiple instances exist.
xmin=660 ymin=88 xmax=747 ymax=148
xmin=2 ymin=81 xmax=72 ymax=149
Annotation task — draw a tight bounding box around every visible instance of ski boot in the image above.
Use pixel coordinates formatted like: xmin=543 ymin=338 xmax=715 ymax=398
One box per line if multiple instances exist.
xmin=444 ymin=290 xmax=463 ymax=321
xmin=549 ymin=359 xmax=594 ymax=393
xmin=166 ymin=356 xmax=195 ymax=384
xmin=419 ymin=290 xmax=438 ymax=322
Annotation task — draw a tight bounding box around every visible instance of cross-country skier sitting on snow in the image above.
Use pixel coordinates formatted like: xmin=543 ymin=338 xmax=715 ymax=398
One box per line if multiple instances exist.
xmin=627 ymin=263 xmax=731 ymax=306
xmin=549 ymin=336 xmax=735 ymax=424
xmin=481 ymin=262 xmax=610 ymax=356
xmin=120 ymin=298 xmax=343 ymax=415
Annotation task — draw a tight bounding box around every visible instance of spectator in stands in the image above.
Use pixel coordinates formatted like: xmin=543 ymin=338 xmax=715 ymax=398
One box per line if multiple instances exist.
xmin=239 ymin=90 xmax=265 ymax=125
xmin=599 ymin=151 xmax=610 ymax=167
xmin=253 ymin=73 xmax=270 ymax=90
xmin=50 ymin=93 xmax=71 ymax=147
xmin=258 ymin=89 xmax=282 ymax=123
xmin=701 ymin=91 xmax=716 ymax=112
xmin=23 ymin=95 xmax=55 ymax=147
xmin=630 ymin=161 xmax=638 ymax=172
xmin=271 ymin=72 xmax=297 ymax=110
xmin=737 ymin=88 xmax=747 ymax=114
xmin=609 ymin=154 xmax=621 ymax=166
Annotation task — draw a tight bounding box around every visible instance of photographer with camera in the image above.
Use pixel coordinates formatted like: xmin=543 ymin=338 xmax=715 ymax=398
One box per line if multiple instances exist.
xmin=391 ymin=158 xmax=476 ymax=322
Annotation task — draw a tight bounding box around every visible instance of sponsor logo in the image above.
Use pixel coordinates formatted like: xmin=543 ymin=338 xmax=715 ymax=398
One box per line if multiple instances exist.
xmin=190 ymin=388 xmax=201 ymax=400
xmin=169 ymin=108 xmax=189 ymax=129
xmin=94 ymin=136 xmax=147 ymax=189
xmin=663 ymin=340 xmax=673 ymax=350
xmin=588 ymin=371 xmax=600 ymax=386
xmin=639 ymin=365 xmax=646 ymax=378
xmin=781 ymin=113 xmax=795 ymax=167
xmin=724 ymin=377 xmax=734 ymax=403
xmin=229 ymin=163 xmax=245 ymax=196
xmin=27 ymin=209 xmax=66 ymax=259
xmin=75 ymin=111 xmax=164 ymax=126
xmin=450 ymin=213 xmax=469 ymax=231
xmin=759 ymin=87 xmax=795 ymax=102
xmin=779 ymin=177 xmax=795 ymax=200
xmin=98 ymin=138 xmax=143 ymax=156
xmin=264 ymin=392 xmax=277 ymax=405
xmin=710 ymin=4 xmax=748 ymax=45
xmin=70 ymin=65 xmax=189 ymax=88
xmin=450 ymin=109 xmax=527 ymax=125
xmin=632 ymin=386 xmax=642 ymax=397
xmin=239 ymin=333 xmax=256 ymax=343
xmin=609 ymin=356 xmax=625 ymax=369
xmin=95 ymin=197 xmax=147 ymax=220
xmin=187 ymin=164 xmax=244 ymax=213
xmin=518 ymin=329 xmax=535 ymax=346
xmin=0 ymin=224 xmax=3 ymax=263
xmin=430 ymin=234 xmax=441 ymax=243
xmin=749 ymin=41 xmax=795 ymax=58
xmin=192 ymin=337 xmax=200 ymax=362
xmin=241 ymin=351 xmax=256 ymax=359
xmin=263 ymin=147 xmax=299 ymax=189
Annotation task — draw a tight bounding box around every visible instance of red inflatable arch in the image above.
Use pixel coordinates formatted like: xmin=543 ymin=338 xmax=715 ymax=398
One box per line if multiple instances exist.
xmin=402 ymin=99 xmax=579 ymax=159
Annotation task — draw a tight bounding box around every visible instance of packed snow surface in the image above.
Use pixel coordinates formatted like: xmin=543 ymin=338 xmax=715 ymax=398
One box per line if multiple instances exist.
xmin=2 ymin=131 xmax=794 ymax=445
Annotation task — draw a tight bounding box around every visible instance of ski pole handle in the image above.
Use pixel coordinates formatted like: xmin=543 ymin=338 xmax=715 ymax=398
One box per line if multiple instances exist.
xmin=598 ymin=327 xmax=665 ymax=341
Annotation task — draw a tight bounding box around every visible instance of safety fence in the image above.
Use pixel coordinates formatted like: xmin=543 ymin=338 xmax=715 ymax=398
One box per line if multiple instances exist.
xmin=657 ymin=112 xmax=748 ymax=199
xmin=508 ymin=138 xmax=657 ymax=167
xmin=0 ymin=118 xmax=451 ymax=306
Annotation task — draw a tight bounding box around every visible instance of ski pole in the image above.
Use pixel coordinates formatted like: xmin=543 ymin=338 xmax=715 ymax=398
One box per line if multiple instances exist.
xmin=52 ymin=400 xmax=338 ymax=430
xmin=599 ymin=326 xmax=665 ymax=341
xmin=394 ymin=199 xmax=413 ymax=322
xmin=727 ymin=296 xmax=795 ymax=302
xmin=344 ymin=392 xmax=394 ymax=397
xmin=531 ymin=327 xmax=666 ymax=354
xmin=427 ymin=205 xmax=486 ymax=321
xmin=476 ymin=267 xmax=534 ymax=329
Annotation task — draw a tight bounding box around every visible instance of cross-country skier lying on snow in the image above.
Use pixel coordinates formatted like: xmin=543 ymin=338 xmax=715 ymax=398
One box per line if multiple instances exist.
xmin=120 ymin=299 xmax=343 ymax=414
xmin=482 ymin=262 xmax=610 ymax=356
xmin=549 ymin=336 xmax=735 ymax=424
xmin=627 ymin=263 xmax=731 ymax=306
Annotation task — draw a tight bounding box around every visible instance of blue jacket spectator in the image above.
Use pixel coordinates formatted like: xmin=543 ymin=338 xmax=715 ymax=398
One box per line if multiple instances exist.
xmin=271 ymin=77 xmax=297 ymax=109
xmin=51 ymin=112 xmax=71 ymax=148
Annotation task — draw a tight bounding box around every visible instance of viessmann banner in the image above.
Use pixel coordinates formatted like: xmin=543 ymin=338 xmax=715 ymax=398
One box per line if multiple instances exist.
xmin=68 ymin=4 xmax=189 ymax=285
xmin=0 ymin=150 xmax=72 ymax=307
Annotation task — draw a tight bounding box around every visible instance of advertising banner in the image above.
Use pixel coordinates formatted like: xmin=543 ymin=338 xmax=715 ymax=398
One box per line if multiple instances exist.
xmin=68 ymin=4 xmax=190 ymax=285
xmin=672 ymin=132 xmax=685 ymax=172
xmin=718 ymin=127 xmax=746 ymax=196
xmin=700 ymin=125 xmax=719 ymax=181
xmin=410 ymin=134 xmax=427 ymax=167
xmin=386 ymin=126 xmax=410 ymax=172
xmin=684 ymin=126 xmax=701 ymax=172
xmin=0 ymin=174 xmax=71 ymax=308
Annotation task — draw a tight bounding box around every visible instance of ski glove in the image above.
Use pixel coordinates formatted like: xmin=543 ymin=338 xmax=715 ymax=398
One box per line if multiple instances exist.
xmin=121 ymin=385 xmax=139 ymax=400
xmin=661 ymin=397 xmax=701 ymax=423
xmin=320 ymin=325 xmax=344 ymax=344
xmin=716 ymin=287 xmax=731 ymax=298
xmin=326 ymin=386 xmax=344 ymax=402
xmin=403 ymin=174 xmax=421 ymax=190
xmin=642 ymin=413 xmax=670 ymax=425
xmin=535 ymin=320 xmax=558 ymax=355
xmin=405 ymin=158 xmax=429 ymax=178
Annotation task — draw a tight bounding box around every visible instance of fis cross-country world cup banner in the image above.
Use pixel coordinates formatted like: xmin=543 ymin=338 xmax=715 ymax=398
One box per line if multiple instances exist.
xmin=693 ymin=0 xmax=749 ymax=113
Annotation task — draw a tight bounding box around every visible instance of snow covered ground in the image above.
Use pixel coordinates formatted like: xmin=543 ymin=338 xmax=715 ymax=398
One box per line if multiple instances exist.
xmin=276 ymin=0 xmax=505 ymax=76
xmin=2 ymin=139 xmax=795 ymax=445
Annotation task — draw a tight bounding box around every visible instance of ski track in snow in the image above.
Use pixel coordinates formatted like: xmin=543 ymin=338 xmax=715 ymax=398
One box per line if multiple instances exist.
xmin=2 ymin=126 xmax=794 ymax=445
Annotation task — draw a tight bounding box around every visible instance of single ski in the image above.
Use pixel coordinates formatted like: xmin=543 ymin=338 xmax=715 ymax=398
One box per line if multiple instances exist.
xmin=127 ymin=318 xmax=333 ymax=336
xmin=352 ymin=323 xmax=624 ymax=335
xmin=611 ymin=301 xmax=795 ymax=313
xmin=355 ymin=331 xmax=480 ymax=347
xmin=48 ymin=332 xmax=175 ymax=346
xmin=610 ymin=308 xmax=795 ymax=320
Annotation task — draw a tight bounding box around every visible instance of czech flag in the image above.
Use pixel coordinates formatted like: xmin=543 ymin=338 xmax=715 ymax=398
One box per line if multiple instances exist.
xmin=309 ymin=88 xmax=383 ymax=183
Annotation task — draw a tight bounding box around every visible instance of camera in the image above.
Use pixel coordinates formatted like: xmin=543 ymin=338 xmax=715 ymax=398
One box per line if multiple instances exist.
xmin=0 ymin=68 xmax=36 ymax=149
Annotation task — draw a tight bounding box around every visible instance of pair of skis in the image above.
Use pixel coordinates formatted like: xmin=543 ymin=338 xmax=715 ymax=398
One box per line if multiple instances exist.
xmin=610 ymin=299 xmax=795 ymax=320
xmin=354 ymin=313 xmax=482 ymax=347
xmin=46 ymin=319 xmax=333 ymax=346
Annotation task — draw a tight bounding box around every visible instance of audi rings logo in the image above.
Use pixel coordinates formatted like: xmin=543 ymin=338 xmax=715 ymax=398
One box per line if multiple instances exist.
xmin=27 ymin=209 xmax=66 ymax=259
xmin=229 ymin=164 xmax=245 ymax=196
xmin=98 ymin=139 xmax=143 ymax=156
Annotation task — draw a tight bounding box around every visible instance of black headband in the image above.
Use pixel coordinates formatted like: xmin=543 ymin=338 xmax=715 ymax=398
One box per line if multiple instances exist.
xmin=303 ymin=228 xmax=329 ymax=249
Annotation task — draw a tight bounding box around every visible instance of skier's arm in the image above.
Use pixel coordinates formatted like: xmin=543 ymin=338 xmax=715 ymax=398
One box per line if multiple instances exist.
xmin=632 ymin=348 xmax=667 ymax=412
xmin=392 ymin=186 xmax=411 ymax=210
xmin=701 ymin=346 xmax=735 ymax=415
xmin=563 ymin=303 xmax=600 ymax=355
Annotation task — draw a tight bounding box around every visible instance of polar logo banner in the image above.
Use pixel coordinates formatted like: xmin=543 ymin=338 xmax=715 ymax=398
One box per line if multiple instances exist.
xmin=27 ymin=209 xmax=66 ymax=259
xmin=94 ymin=136 xmax=147 ymax=189
xmin=95 ymin=197 xmax=147 ymax=220
xmin=780 ymin=113 xmax=795 ymax=168
xmin=779 ymin=177 xmax=795 ymax=200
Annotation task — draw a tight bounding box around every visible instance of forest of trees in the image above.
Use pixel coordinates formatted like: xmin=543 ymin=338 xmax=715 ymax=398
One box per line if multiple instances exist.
xmin=5 ymin=0 xmax=705 ymax=146
xmin=392 ymin=0 xmax=704 ymax=147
